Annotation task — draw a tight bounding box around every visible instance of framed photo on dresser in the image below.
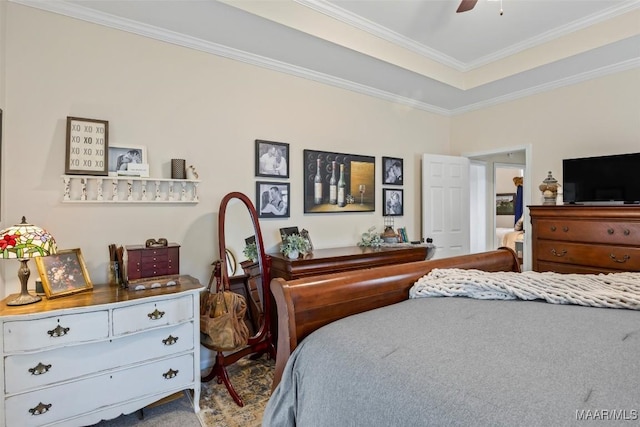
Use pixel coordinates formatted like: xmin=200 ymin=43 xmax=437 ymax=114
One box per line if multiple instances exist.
xmin=35 ymin=248 xmax=93 ymax=299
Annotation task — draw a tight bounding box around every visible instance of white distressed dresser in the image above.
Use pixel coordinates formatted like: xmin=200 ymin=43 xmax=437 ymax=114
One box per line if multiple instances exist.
xmin=0 ymin=276 xmax=204 ymax=427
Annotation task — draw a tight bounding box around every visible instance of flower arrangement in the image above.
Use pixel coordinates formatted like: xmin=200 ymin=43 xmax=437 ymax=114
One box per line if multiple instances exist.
xmin=357 ymin=226 xmax=384 ymax=248
xmin=243 ymin=242 xmax=258 ymax=261
xmin=280 ymin=233 xmax=311 ymax=258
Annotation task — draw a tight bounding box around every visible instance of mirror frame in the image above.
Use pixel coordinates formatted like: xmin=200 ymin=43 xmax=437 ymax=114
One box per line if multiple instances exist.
xmin=218 ymin=191 xmax=271 ymax=343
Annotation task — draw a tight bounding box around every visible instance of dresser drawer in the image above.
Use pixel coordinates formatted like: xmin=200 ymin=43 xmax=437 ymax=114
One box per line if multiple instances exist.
xmin=5 ymin=353 xmax=194 ymax=427
xmin=536 ymin=240 xmax=640 ymax=271
xmin=5 ymin=321 xmax=194 ymax=394
xmin=3 ymin=311 xmax=108 ymax=353
xmin=535 ymin=219 xmax=640 ymax=245
xmin=112 ymin=295 xmax=193 ymax=336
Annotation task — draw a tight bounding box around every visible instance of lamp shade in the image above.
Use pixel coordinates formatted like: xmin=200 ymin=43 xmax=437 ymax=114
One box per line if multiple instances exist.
xmin=1 ymin=217 xmax=57 ymax=306
xmin=0 ymin=216 xmax=57 ymax=259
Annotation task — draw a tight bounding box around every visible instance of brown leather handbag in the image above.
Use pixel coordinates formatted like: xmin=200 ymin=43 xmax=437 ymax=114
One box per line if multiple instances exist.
xmin=200 ymin=261 xmax=249 ymax=352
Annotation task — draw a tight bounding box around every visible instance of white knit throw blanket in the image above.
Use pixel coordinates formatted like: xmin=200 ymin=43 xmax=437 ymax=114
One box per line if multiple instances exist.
xmin=409 ymin=268 xmax=640 ymax=310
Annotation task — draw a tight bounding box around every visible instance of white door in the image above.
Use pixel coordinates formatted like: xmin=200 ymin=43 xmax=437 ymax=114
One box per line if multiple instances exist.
xmin=422 ymin=154 xmax=470 ymax=259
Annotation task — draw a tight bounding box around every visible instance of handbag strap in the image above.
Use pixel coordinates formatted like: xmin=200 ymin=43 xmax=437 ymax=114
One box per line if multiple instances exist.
xmin=207 ymin=259 xmax=233 ymax=314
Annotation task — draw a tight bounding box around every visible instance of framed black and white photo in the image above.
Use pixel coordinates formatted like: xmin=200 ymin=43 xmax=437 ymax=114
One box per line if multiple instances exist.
xmin=383 ymin=188 xmax=404 ymax=216
xmin=108 ymin=145 xmax=148 ymax=176
xmin=382 ymin=157 xmax=403 ymax=185
xmin=256 ymin=181 xmax=290 ymax=218
xmin=255 ymin=140 xmax=289 ymax=178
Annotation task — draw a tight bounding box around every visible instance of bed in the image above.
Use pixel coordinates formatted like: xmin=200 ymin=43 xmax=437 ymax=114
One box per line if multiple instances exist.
xmin=263 ymin=249 xmax=640 ymax=426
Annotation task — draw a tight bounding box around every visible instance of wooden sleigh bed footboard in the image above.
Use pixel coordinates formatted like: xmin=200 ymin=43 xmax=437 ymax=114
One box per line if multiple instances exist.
xmin=270 ymin=248 xmax=520 ymax=389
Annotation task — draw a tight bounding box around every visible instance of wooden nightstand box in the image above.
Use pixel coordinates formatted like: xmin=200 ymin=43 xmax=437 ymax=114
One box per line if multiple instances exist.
xmin=126 ymin=243 xmax=180 ymax=281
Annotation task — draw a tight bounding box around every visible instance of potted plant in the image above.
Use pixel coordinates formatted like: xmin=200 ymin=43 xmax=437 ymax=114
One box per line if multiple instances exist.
xmin=243 ymin=241 xmax=258 ymax=262
xmin=280 ymin=233 xmax=311 ymax=259
xmin=357 ymin=226 xmax=384 ymax=248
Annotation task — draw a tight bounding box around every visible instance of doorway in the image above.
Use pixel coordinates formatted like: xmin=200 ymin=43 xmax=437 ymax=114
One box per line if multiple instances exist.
xmin=464 ymin=145 xmax=532 ymax=270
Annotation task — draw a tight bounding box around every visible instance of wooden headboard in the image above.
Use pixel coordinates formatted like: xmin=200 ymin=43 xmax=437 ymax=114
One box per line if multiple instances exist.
xmin=270 ymin=248 xmax=520 ymax=389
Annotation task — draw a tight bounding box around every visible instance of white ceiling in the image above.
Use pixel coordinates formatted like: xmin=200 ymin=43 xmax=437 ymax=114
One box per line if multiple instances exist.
xmin=15 ymin=0 xmax=640 ymax=115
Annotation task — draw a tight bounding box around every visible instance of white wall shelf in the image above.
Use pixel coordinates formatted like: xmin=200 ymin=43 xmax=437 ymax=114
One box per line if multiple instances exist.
xmin=62 ymin=175 xmax=200 ymax=204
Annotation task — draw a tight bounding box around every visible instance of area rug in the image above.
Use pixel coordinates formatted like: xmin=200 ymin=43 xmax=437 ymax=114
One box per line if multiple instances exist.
xmin=198 ymin=355 xmax=274 ymax=427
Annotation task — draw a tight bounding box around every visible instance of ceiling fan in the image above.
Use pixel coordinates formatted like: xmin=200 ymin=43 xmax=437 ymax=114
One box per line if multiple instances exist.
xmin=456 ymin=0 xmax=478 ymax=13
xmin=456 ymin=0 xmax=504 ymax=15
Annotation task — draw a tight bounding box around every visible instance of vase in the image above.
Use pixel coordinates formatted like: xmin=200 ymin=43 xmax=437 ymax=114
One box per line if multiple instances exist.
xmin=287 ymin=250 xmax=299 ymax=260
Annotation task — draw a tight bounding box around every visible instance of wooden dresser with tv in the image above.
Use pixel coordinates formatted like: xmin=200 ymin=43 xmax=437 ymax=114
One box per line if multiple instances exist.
xmin=530 ymin=205 xmax=640 ymax=273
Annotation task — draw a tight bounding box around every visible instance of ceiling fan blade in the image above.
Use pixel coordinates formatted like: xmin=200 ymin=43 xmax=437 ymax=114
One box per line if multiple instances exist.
xmin=456 ymin=0 xmax=478 ymax=13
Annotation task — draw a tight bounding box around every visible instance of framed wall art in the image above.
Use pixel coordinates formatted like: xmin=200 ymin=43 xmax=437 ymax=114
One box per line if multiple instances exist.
xmin=383 ymin=188 xmax=404 ymax=216
xmin=65 ymin=116 xmax=109 ymax=176
xmin=256 ymin=181 xmax=290 ymax=218
xmin=382 ymin=156 xmax=403 ymax=185
xmin=303 ymin=149 xmax=375 ymax=213
xmin=496 ymin=193 xmax=516 ymax=215
xmin=108 ymin=145 xmax=148 ymax=176
xmin=256 ymin=140 xmax=289 ymax=178
xmin=35 ymin=248 xmax=93 ymax=299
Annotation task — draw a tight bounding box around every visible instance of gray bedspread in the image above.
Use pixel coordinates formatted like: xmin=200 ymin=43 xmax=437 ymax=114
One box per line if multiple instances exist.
xmin=263 ymin=298 xmax=640 ymax=426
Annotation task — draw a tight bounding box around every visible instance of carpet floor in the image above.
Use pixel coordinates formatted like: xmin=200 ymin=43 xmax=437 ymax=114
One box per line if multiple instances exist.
xmin=89 ymin=355 xmax=274 ymax=426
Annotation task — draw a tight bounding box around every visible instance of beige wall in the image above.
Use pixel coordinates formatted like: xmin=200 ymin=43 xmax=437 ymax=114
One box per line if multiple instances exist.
xmin=0 ymin=4 xmax=450 ymax=295
xmin=451 ymin=68 xmax=640 ymax=203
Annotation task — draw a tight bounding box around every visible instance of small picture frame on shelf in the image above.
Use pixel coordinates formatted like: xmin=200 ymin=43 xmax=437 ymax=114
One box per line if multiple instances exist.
xmin=383 ymin=188 xmax=404 ymax=216
xmin=108 ymin=145 xmax=148 ymax=177
xmin=35 ymin=248 xmax=93 ymax=299
xmin=382 ymin=157 xmax=403 ymax=185
xmin=256 ymin=181 xmax=290 ymax=218
xmin=65 ymin=116 xmax=109 ymax=176
xmin=256 ymin=140 xmax=289 ymax=178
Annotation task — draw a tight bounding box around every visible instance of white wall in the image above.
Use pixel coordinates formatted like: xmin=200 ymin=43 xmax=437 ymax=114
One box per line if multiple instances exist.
xmin=0 ymin=4 xmax=451 ymax=295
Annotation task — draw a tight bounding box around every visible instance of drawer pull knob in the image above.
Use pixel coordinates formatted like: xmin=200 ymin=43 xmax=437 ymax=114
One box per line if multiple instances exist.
xmin=28 ymin=362 xmax=52 ymax=376
xmin=562 ymin=226 xmax=569 ymax=232
xmin=47 ymin=325 xmax=70 ymax=337
xmin=610 ymin=254 xmax=630 ymax=264
xmin=551 ymin=248 xmax=567 ymax=257
xmin=163 ymin=368 xmax=179 ymax=379
xmin=148 ymin=308 xmax=165 ymax=320
xmin=29 ymin=402 xmax=52 ymax=416
xmin=624 ymin=229 xmax=631 ymax=236
xmin=550 ymin=226 xmax=556 ymax=232
xmin=608 ymin=228 xmax=614 ymax=235
xmin=162 ymin=335 xmax=179 ymax=346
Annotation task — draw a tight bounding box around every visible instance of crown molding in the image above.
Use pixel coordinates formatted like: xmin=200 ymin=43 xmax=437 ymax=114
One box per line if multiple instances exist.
xmin=295 ymin=0 xmax=466 ymax=70
xmin=466 ymin=0 xmax=640 ymax=70
xmin=451 ymin=57 xmax=640 ymax=115
xmin=9 ymin=0 xmax=639 ymax=118
xmin=297 ymin=0 xmax=640 ymax=72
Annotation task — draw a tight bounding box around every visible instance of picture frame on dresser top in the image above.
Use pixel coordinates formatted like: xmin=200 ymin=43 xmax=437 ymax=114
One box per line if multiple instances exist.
xmin=108 ymin=144 xmax=148 ymax=176
xmin=256 ymin=139 xmax=289 ymax=178
xmin=65 ymin=116 xmax=109 ymax=176
xmin=35 ymin=248 xmax=93 ymax=299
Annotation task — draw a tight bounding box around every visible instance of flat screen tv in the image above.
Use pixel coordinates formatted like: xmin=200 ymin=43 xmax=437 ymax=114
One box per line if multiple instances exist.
xmin=562 ymin=152 xmax=640 ymax=204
